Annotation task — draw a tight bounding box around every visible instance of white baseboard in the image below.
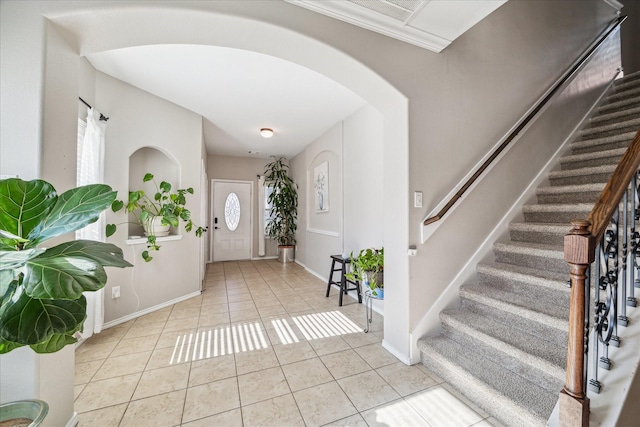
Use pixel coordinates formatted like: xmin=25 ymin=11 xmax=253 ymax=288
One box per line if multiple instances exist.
xmin=101 ymin=291 xmax=202 ymax=330
xmin=382 ymin=339 xmax=412 ymax=366
xmin=66 ymin=412 xmax=78 ymax=427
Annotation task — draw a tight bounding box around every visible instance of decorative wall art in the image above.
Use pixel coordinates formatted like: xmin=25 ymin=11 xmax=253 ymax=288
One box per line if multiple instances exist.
xmin=314 ymin=161 xmax=329 ymax=212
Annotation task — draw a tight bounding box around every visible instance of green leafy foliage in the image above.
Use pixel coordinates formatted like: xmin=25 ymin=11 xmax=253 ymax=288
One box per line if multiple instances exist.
xmin=345 ymin=247 xmax=384 ymax=294
xmin=0 ymin=178 xmax=132 ymax=354
xmin=106 ymin=173 xmax=206 ymax=262
xmin=264 ymin=158 xmax=298 ymax=247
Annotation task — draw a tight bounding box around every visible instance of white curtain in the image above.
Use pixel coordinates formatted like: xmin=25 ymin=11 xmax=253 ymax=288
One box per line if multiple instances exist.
xmin=258 ymin=175 xmax=266 ymax=256
xmin=76 ymin=108 xmax=107 ymax=339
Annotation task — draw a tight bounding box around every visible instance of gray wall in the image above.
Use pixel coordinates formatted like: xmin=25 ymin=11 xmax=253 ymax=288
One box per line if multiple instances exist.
xmin=621 ymin=0 xmax=640 ymax=73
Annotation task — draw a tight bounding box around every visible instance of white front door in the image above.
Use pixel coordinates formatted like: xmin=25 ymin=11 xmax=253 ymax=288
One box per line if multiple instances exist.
xmin=212 ymin=180 xmax=252 ymax=262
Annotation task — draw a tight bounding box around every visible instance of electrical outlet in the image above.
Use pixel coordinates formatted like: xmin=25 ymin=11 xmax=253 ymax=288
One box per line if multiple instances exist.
xmin=112 ymin=286 xmax=120 ymax=299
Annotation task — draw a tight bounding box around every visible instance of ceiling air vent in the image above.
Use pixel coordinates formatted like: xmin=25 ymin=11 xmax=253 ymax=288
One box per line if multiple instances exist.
xmin=347 ymin=0 xmax=426 ymax=23
xmin=287 ymin=0 xmax=507 ymax=53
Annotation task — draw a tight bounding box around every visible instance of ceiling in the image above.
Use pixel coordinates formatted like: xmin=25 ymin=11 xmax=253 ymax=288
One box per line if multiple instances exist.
xmin=85 ymin=1 xmax=505 ymax=159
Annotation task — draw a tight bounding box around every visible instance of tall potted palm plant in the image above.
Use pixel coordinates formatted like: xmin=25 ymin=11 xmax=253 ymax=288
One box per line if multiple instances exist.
xmin=263 ymin=157 xmax=298 ymax=263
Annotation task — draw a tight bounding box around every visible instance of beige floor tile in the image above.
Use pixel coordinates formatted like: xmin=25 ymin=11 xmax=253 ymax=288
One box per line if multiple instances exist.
xmin=273 ymin=341 xmax=317 ymax=365
xmin=76 ymin=403 xmax=128 ymax=427
xmin=134 ymin=307 xmax=172 ymax=325
xmin=163 ymin=316 xmax=199 ymax=332
xmin=123 ymin=320 xmax=166 ymax=339
xmin=257 ymin=304 xmax=288 ymax=318
xmin=228 ymin=292 xmax=253 ymax=303
xmin=238 ymin=366 xmax=290 ymax=406
xmin=74 ymin=373 xmax=140 ymax=413
xmin=173 ymin=296 xmax=203 ymax=309
xmin=234 ymin=346 xmax=279 ymax=375
xmin=354 ymin=343 xmax=400 ymax=369
xmin=189 ymin=354 xmax=237 ymax=387
xmin=132 ymin=363 xmax=190 ymax=400
xmin=229 ymin=308 xmax=261 ymax=322
xmin=74 ymin=383 xmax=86 ymax=400
xmin=197 ymin=311 xmax=230 ymax=327
xmin=229 ymin=300 xmax=257 ymax=311
xmin=146 ymin=346 xmax=181 ymax=370
xmin=75 ymin=339 xmax=118 ymax=363
xmin=441 ymin=383 xmax=491 ymax=418
xmin=92 ymin=351 xmax=152 ymax=381
xmin=120 ymin=389 xmax=186 ymax=427
xmin=361 ymin=399 xmax=429 ymax=426
xmin=293 ymin=381 xmax=357 ymax=427
xmin=338 ymin=370 xmax=401 ymax=412
xmin=181 ymin=408 xmax=243 ymax=427
xmin=199 ymin=301 xmax=229 ymax=313
xmin=323 ymin=413 xmax=369 ymax=427
xmin=342 ymin=330 xmax=382 ymax=348
xmin=242 ymin=393 xmax=305 ymax=427
xmin=405 ymin=386 xmax=484 ymax=427
xmin=308 ymin=335 xmax=351 ymax=356
xmin=320 ymin=349 xmax=370 ymax=379
xmin=376 ymin=362 xmax=438 ymax=397
xmin=90 ymin=324 xmax=130 ymax=342
xmin=182 ymin=377 xmax=240 ymax=423
xmin=75 ymin=359 xmax=104 ymax=385
xmin=282 ymin=357 xmax=333 ymax=392
xmin=156 ymin=329 xmax=194 ymax=349
xmin=252 ymin=296 xmax=281 ymax=308
xmin=169 ymin=306 xmax=201 ymax=320
xmin=110 ymin=334 xmax=159 ymax=357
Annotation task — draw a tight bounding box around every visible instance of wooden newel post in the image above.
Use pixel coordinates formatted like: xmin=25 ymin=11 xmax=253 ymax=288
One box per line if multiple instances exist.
xmin=559 ymin=219 xmax=595 ymax=427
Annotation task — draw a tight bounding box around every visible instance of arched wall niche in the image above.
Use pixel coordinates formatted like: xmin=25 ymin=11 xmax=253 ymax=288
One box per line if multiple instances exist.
xmin=128 ymin=146 xmax=180 ymax=237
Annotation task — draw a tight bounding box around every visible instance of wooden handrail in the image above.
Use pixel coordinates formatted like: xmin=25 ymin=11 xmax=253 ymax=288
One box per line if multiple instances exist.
xmin=587 ymin=129 xmax=640 ymax=242
xmin=423 ymin=15 xmax=626 ymax=227
xmin=560 ymin=128 xmax=640 ymax=426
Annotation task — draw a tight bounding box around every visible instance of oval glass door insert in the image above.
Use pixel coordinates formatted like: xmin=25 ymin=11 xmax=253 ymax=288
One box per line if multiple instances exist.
xmin=224 ymin=192 xmax=241 ymax=231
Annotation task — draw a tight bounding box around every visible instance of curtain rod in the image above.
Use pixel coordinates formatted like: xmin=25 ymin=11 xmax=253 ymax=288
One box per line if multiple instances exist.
xmin=79 ymin=97 xmax=109 ymax=121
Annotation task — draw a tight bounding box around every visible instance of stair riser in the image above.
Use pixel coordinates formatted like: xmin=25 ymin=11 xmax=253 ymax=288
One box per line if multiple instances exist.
xmin=494 ymin=248 xmax=567 ymax=273
xmin=560 ymin=155 xmax=622 ymax=170
xmin=523 ymin=210 xmax=592 ymax=223
xmin=476 ymin=270 xmax=569 ymax=297
xmin=461 ymin=299 xmax=569 ymax=347
xmin=549 ymin=172 xmax=611 ymax=186
xmin=536 ymin=191 xmax=601 ymax=204
xmin=571 ymin=139 xmax=632 ymax=155
xmin=510 ymin=229 xmax=567 ymax=246
xmin=579 ymin=123 xmax=640 ymax=140
xmin=589 ymin=109 xmax=640 ymax=127
xmin=440 ymin=322 xmax=565 ymax=392
xmin=599 ymin=98 xmax=640 ymax=115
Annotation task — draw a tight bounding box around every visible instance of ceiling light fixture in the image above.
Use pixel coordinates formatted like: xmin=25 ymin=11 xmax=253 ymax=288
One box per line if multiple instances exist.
xmin=260 ymin=128 xmax=274 ymax=138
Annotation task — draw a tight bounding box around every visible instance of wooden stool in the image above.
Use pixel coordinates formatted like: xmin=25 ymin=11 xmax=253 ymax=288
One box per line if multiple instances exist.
xmin=325 ymin=255 xmax=362 ymax=306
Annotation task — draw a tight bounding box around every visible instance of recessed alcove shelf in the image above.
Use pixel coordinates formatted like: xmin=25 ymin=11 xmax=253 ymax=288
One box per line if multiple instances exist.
xmin=126 ymin=235 xmax=183 ymax=245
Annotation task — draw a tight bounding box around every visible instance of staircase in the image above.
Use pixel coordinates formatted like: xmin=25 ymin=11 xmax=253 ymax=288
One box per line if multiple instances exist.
xmin=418 ymin=71 xmax=640 ymax=427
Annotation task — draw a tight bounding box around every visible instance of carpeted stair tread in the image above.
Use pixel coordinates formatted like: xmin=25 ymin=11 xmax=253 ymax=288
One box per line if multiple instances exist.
xmin=522 ymin=202 xmax=593 ymax=222
xmin=578 ymin=116 xmax=640 ymax=139
xmin=459 ymin=283 xmax=568 ymax=329
xmin=440 ymin=308 xmax=567 ymax=382
xmin=418 ymin=335 xmax=555 ymax=426
xmin=461 ymin=299 xmax=569 ymax=348
xmin=589 ymin=105 xmax=640 ymax=126
xmin=559 ymin=147 xmax=626 ymax=165
xmin=477 ymin=261 xmax=569 ymax=292
xmin=509 ymin=222 xmax=572 ymax=245
xmin=598 ymin=94 xmax=640 ymax=115
xmin=493 ymin=240 xmax=566 ymax=273
xmin=569 ymin=131 xmax=636 ymax=154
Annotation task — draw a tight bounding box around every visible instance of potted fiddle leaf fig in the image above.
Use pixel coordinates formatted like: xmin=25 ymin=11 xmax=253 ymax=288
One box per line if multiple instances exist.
xmin=106 ymin=173 xmax=206 ymax=262
xmin=264 ymin=157 xmax=298 ymax=263
xmin=0 ymin=178 xmax=132 ymax=355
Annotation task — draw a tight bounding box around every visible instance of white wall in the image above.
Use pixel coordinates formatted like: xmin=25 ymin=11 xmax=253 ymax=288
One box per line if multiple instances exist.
xmin=343 ymin=105 xmax=384 ymax=253
xmin=96 ymin=71 xmax=205 ymax=324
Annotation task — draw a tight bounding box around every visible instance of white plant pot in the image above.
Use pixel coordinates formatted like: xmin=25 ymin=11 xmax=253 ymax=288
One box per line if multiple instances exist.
xmin=143 ymin=216 xmax=170 ymax=237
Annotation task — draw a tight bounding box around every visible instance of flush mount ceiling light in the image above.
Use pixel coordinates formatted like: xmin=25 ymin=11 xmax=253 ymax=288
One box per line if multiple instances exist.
xmin=260 ymin=128 xmax=274 ymax=138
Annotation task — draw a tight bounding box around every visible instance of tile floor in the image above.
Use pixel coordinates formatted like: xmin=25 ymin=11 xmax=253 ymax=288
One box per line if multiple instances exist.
xmin=74 ymin=260 xmax=502 ymax=426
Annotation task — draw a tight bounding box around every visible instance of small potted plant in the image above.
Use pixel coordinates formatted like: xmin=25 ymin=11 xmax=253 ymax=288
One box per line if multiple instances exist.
xmin=346 ymin=247 xmax=384 ymax=298
xmin=106 ymin=173 xmax=206 ymax=262
xmin=264 ymin=157 xmax=298 ymax=263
